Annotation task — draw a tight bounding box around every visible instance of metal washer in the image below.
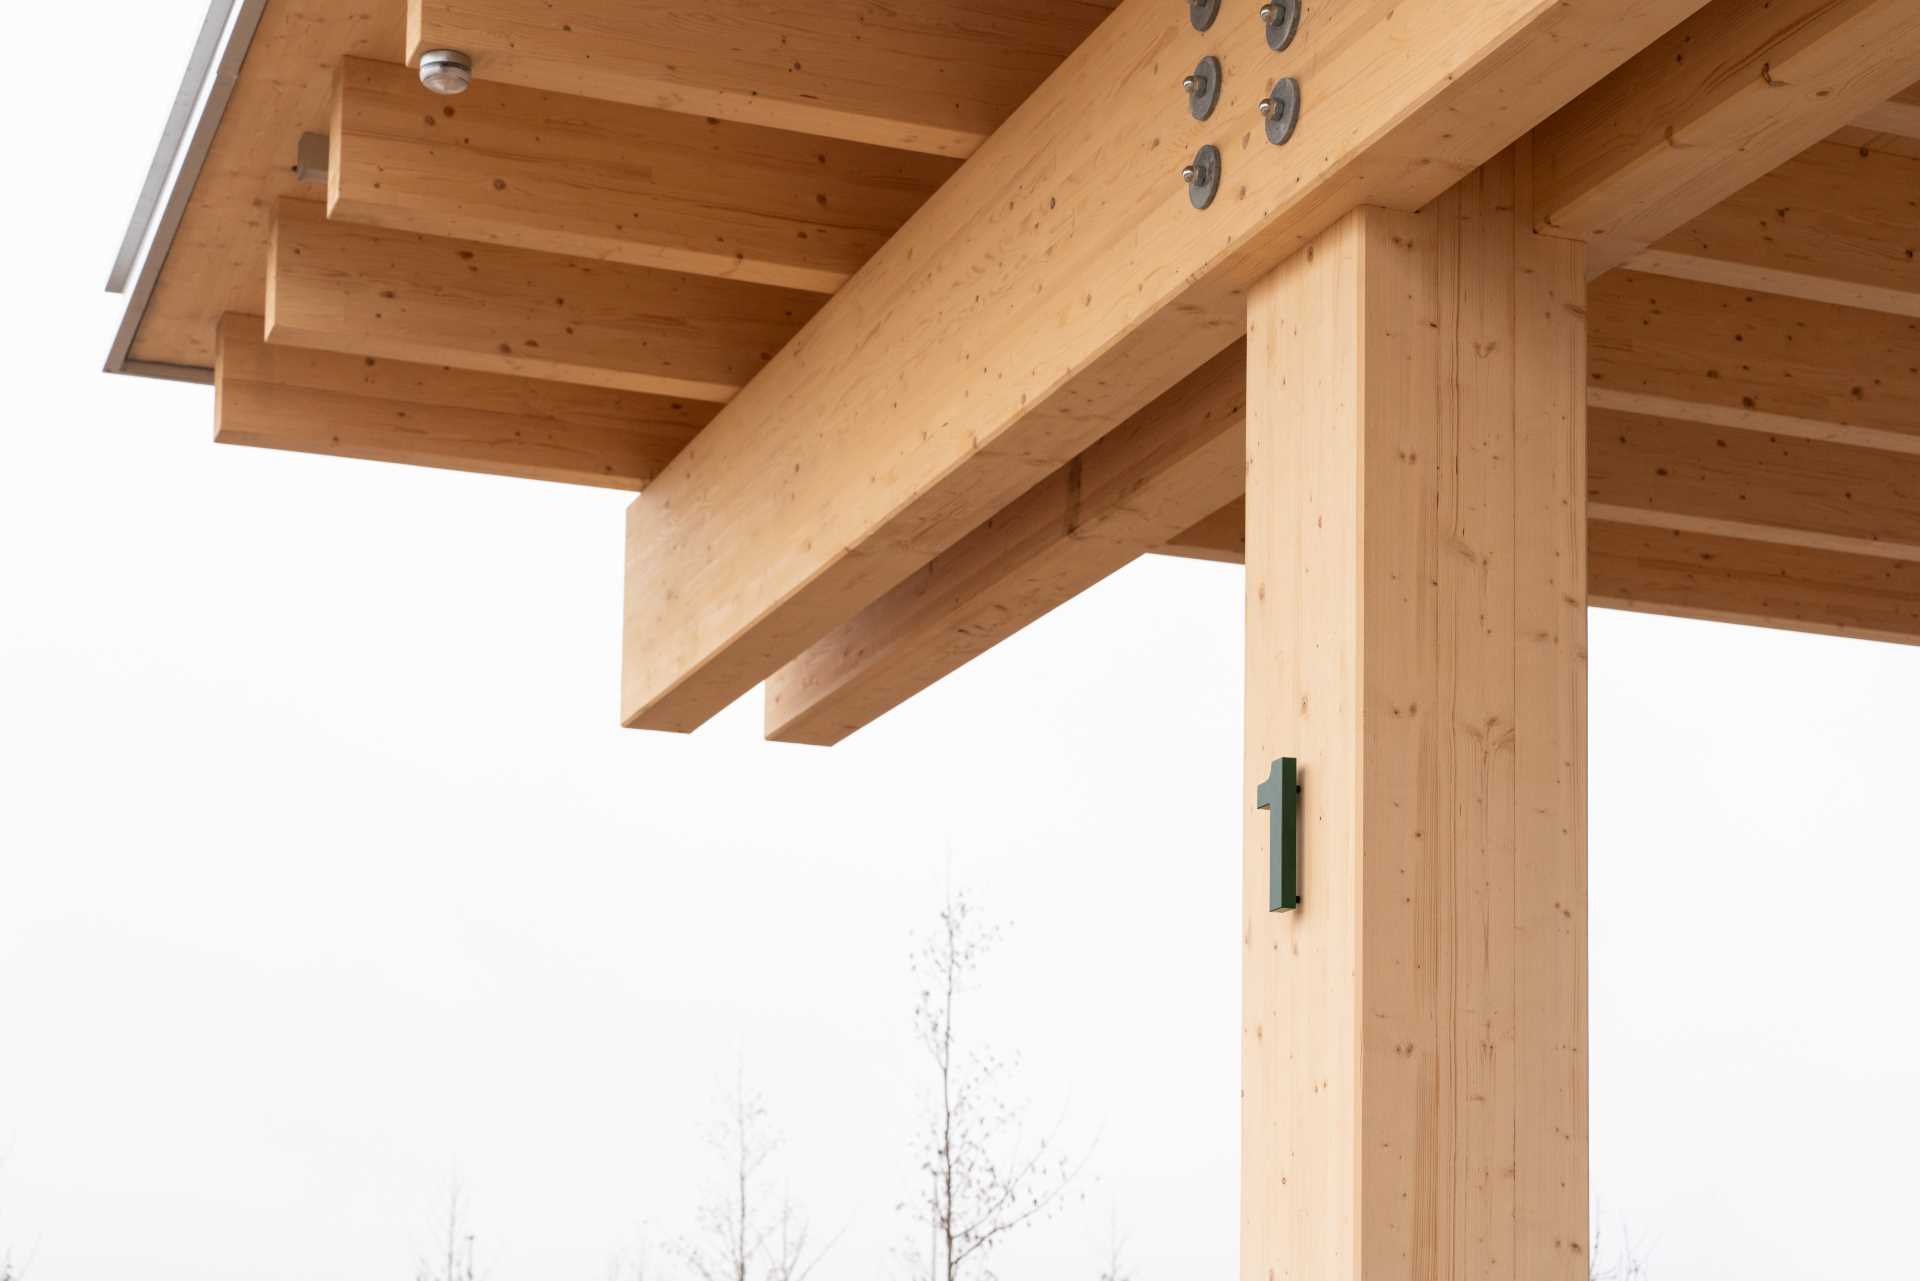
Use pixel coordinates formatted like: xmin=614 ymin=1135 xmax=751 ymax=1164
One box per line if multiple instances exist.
xmin=1263 ymin=77 xmax=1301 ymax=146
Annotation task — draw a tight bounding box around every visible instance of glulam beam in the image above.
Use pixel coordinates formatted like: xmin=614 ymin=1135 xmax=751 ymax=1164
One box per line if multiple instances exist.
xmin=620 ymin=0 xmax=1706 ymax=732
xmin=1626 ymin=141 xmax=1920 ymax=317
xmin=1590 ymin=520 xmax=1920 ymax=644
xmin=764 ymin=347 xmax=1245 ymax=745
xmin=1243 ymin=160 xmax=1587 ymax=1279
xmin=1534 ymin=0 xmax=1920 ymax=275
xmin=1853 ymin=81 xmax=1920 ymax=140
xmin=329 ymin=58 xmax=957 ymax=293
xmin=405 ymin=0 xmax=1116 ymax=158
xmin=265 ymin=200 xmax=823 ymax=401
xmin=1587 ymin=271 xmax=1920 ymax=454
xmin=215 ymin=314 xmax=712 ymax=487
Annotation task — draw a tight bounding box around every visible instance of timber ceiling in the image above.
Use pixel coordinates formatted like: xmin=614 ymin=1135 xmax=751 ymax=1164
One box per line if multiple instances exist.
xmin=111 ymin=0 xmax=1920 ymax=738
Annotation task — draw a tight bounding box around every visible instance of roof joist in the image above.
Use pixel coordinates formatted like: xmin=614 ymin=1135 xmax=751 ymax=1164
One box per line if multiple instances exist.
xmin=1532 ymin=0 xmax=1920 ymax=275
xmin=329 ymin=58 xmax=957 ymax=294
xmin=1588 ymin=271 xmax=1920 ymax=455
xmin=764 ymin=346 xmax=1246 ymax=746
xmin=266 ymin=199 xmax=824 ymax=401
xmin=618 ymin=0 xmax=1710 ymax=732
xmin=1626 ymin=141 xmax=1920 ymax=318
xmin=405 ymin=0 xmax=1117 ymax=158
xmin=216 ymin=314 xmax=711 ymax=488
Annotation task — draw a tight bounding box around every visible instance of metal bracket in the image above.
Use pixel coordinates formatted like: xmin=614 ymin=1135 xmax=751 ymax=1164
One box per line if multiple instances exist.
xmin=1182 ymin=144 xmax=1222 ymax=209
xmin=1255 ymin=756 xmax=1300 ymax=911
xmin=1189 ymin=0 xmax=1221 ymax=31
xmin=293 ymin=132 xmax=328 ymax=184
xmin=1260 ymin=77 xmax=1301 ymax=146
xmin=1258 ymin=0 xmax=1301 ymax=50
xmin=1184 ymin=55 xmax=1222 ymax=120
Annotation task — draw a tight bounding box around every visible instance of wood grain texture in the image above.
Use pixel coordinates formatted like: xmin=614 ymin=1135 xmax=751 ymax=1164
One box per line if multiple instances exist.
xmin=407 ymin=0 xmax=1116 ymax=158
xmin=1591 ymin=519 xmax=1920 ymax=642
xmin=1160 ymin=497 xmax=1246 ymax=561
xmin=128 ymin=0 xmax=408 ymax=370
xmin=329 ymin=58 xmax=957 ymax=293
xmin=1853 ymin=80 xmax=1920 ymax=139
xmin=1589 ymin=406 xmax=1920 ymax=560
xmin=266 ymin=200 xmax=823 ymax=400
xmin=1243 ymin=154 xmax=1587 ymax=1281
xmin=1588 ymin=271 xmax=1920 ymax=450
xmin=215 ymin=313 xmax=711 ymax=487
xmin=1534 ymin=0 xmax=1920 ymax=274
xmin=763 ymin=345 xmax=1246 ymax=744
xmin=620 ymin=0 xmax=1703 ymax=731
xmin=1627 ymin=140 xmax=1920 ymax=317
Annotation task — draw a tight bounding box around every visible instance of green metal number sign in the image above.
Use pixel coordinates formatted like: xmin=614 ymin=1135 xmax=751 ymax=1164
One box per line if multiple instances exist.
xmin=1255 ymin=756 xmax=1299 ymax=912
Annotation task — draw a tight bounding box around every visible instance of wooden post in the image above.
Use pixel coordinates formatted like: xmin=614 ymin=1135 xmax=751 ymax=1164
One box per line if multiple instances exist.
xmin=1242 ymin=147 xmax=1589 ymax=1280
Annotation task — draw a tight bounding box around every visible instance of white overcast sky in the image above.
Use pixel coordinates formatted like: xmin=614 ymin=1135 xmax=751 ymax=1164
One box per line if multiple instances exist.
xmin=3 ymin=3 xmax=1918 ymax=1279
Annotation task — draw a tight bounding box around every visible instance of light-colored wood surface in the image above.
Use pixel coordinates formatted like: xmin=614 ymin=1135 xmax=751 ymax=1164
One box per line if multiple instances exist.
xmin=620 ymin=0 xmax=1705 ymax=731
xmin=1627 ymin=141 xmax=1920 ymax=317
xmin=764 ymin=346 xmax=1246 ymax=745
xmin=215 ymin=313 xmax=711 ymax=488
xmin=406 ymin=0 xmax=1116 ymax=158
xmin=266 ymin=200 xmax=823 ymax=400
xmin=1591 ymin=519 xmax=1920 ymax=643
xmin=1533 ymin=0 xmax=1920 ymax=275
xmin=1243 ymin=154 xmax=1587 ymax=1280
xmin=329 ymin=58 xmax=957 ymax=293
xmin=1160 ymin=497 xmax=1245 ymax=562
xmin=1590 ymin=406 xmax=1920 ymax=561
xmin=1853 ymin=80 xmax=1920 ymax=140
xmin=1589 ymin=271 xmax=1920 ymax=451
xmin=129 ymin=0 xmax=409 ymax=370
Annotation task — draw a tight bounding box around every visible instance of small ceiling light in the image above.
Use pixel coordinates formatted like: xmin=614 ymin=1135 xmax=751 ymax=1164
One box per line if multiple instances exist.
xmin=418 ymin=49 xmax=473 ymax=95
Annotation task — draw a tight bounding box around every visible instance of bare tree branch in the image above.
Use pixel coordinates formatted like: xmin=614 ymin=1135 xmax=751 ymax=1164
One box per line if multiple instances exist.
xmin=910 ymin=890 xmax=1084 ymax=1281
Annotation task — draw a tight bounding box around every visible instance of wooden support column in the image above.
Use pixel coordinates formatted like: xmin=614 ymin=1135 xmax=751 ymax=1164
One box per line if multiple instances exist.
xmin=1242 ymin=150 xmax=1588 ymax=1280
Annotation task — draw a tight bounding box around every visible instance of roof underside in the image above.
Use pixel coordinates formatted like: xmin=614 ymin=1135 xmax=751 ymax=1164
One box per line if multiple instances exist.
xmin=106 ymin=0 xmax=1920 ymax=738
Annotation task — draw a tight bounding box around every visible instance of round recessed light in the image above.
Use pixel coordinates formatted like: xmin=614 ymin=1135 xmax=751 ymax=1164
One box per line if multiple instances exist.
xmin=418 ymin=49 xmax=473 ymax=95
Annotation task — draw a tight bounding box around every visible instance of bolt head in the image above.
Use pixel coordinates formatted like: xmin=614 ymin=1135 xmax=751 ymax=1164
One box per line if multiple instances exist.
xmin=1182 ymin=74 xmax=1197 ymax=92
xmin=418 ymin=48 xmax=474 ymax=94
xmin=1259 ymin=3 xmax=1276 ymax=20
xmin=1181 ymin=164 xmax=1197 ymax=183
xmin=1258 ymin=97 xmax=1275 ymax=116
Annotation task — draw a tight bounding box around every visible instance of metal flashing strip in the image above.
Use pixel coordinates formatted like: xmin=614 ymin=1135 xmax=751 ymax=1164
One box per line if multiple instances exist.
xmin=103 ymin=0 xmax=271 ymax=381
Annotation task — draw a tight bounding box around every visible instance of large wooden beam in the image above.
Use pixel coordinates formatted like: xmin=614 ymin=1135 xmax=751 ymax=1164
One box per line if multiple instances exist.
xmin=1626 ymin=141 xmax=1920 ymax=317
xmin=214 ymin=314 xmax=711 ymax=488
xmin=329 ymin=58 xmax=957 ymax=294
xmin=764 ymin=346 xmax=1245 ymax=744
xmin=1854 ymin=80 xmax=1920 ymax=140
xmin=1533 ymin=0 xmax=1920 ymax=275
xmin=1244 ymin=159 xmax=1587 ymax=1279
xmin=1588 ymin=271 xmax=1920 ymax=454
xmin=1591 ymin=519 xmax=1920 ymax=643
xmin=621 ymin=0 xmax=1705 ymax=731
xmin=1589 ymin=406 xmax=1920 ymax=560
xmin=406 ymin=0 xmax=1116 ymax=158
xmin=266 ymin=200 xmax=823 ymax=401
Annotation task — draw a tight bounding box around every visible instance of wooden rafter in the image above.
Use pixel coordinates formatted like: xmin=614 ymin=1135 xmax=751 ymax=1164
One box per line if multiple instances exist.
xmin=619 ymin=0 xmax=1710 ymax=732
xmin=1533 ymin=0 xmax=1920 ymax=275
xmin=1588 ymin=271 xmax=1920 ymax=454
xmin=266 ymin=200 xmax=824 ymax=401
xmin=1590 ymin=520 xmax=1920 ymax=644
xmin=1626 ymin=141 xmax=1920 ymax=318
xmin=405 ymin=0 xmax=1117 ymax=158
xmin=215 ymin=314 xmax=711 ymax=488
xmin=1853 ymin=80 xmax=1920 ymax=140
xmin=329 ymin=58 xmax=957 ymax=294
xmin=764 ymin=347 xmax=1245 ymax=745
